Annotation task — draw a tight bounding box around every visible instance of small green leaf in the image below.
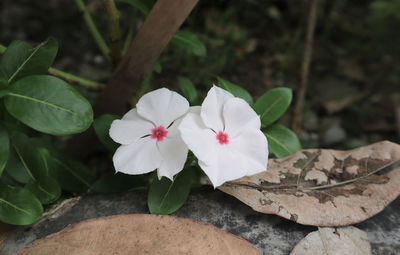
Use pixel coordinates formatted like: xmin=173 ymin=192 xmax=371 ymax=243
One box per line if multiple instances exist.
xmin=89 ymin=172 xmax=148 ymax=194
xmin=4 ymin=75 xmax=93 ymax=135
xmin=217 ymin=77 xmax=253 ymax=105
xmin=253 ymin=87 xmax=292 ymax=127
xmin=25 ymin=176 xmax=61 ymax=205
xmin=153 ymin=61 xmax=162 ymax=74
xmin=93 ymin=114 xmax=119 ymax=152
xmin=0 ymin=185 xmax=43 ymax=225
xmin=171 ymin=30 xmax=207 ymax=57
xmin=115 ymin=0 xmax=155 ymax=15
xmin=0 ymin=38 xmax=58 ymax=84
xmin=148 ymin=167 xmax=196 ymax=214
xmin=177 ymin=76 xmax=199 ymax=105
xmin=0 ymin=124 xmax=10 ymax=176
xmin=264 ymin=124 xmax=302 ymax=158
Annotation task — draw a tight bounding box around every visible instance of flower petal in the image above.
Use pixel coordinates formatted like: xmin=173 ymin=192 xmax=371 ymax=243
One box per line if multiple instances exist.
xmin=229 ymin=128 xmax=268 ymax=175
xmin=200 ymin=86 xmax=234 ymax=132
xmin=198 ymin=146 xmax=248 ymax=188
xmin=109 ymin=109 xmax=154 ymax=145
xmin=156 ymin=136 xmax=188 ymax=180
xmin=167 ymin=106 xmax=201 ymax=138
xmin=178 ymin=112 xmax=218 ymax=163
xmin=113 ymin=137 xmax=162 ymax=175
xmin=223 ymin=98 xmax=261 ymax=136
xmin=137 ymin=88 xmax=189 ymax=127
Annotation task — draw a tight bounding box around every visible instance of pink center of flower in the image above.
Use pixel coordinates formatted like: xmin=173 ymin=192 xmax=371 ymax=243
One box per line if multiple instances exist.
xmin=216 ymin=131 xmax=229 ymax=145
xmin=151 ymin=126 xmax=168 ymax=141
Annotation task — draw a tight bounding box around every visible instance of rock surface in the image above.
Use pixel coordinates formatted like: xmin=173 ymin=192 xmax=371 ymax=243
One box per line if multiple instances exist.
xmin=1 ymin=187 xmax=399 ymax=255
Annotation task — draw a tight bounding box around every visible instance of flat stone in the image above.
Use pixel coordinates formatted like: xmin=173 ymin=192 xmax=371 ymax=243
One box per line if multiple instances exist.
xmin=1 ymin=187 xmax=399 ymax=254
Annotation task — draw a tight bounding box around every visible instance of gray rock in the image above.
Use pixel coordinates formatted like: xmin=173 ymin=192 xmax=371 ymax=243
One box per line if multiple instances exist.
xmin=1 ymin=188 xmax=399 ymax=255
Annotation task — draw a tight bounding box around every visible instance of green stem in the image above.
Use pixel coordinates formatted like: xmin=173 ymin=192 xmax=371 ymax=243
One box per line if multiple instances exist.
xmin=0 ymin=44 xmax=106 ymax=90
xmin=101 ymin=0 xmax=122 ymax=67
xmin=48 ymin=68 xmax=106 ymax=90
xmin=74 ymin=0 xmax=110 ymax=62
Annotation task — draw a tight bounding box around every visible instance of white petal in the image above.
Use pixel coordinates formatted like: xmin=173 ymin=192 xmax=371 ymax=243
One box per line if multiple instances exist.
xmin=166 ymin=106 xmax=202 ymax=138
xmin=229 ymin=128 xmax=269 ymax=175
xmin=223 ymin=98 xmax=261 ymax=136
xmin=109 ymin=109 xmax=154 ymax=145
xmin=200 ymin=86 xmax=234 ymax=132
xmin=198 ymin=146 xmax=247 ymax=188
xmin=156 ymin=136 xmax=188 ymax=180
xmin=178 ymin=112 xmax=218 ymax=163
xmin=113 ymin=137 xmax=162 ymax=175
xmin=136 ymin=88 xmax=189 ymax=127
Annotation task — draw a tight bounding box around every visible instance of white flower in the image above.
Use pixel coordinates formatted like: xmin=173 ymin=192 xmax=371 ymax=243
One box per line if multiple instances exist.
xmin=109 ymin=88 xmax=190 ymax=180
xmin=178 ymin=86 xmax=268 ymax=187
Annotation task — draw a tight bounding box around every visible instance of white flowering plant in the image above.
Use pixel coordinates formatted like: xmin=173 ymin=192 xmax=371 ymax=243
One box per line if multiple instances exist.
xmin=95 ymin=77 xmax=301 ymax=215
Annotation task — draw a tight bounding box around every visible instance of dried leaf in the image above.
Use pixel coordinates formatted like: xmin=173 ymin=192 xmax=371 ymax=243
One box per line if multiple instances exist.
xmin=218 ymin=141 xmax=400 ymax=226
xmin=290 ymin=226 xmax=371 ymax=255
xmin=16 ymin=214 xmax=261 ymax=255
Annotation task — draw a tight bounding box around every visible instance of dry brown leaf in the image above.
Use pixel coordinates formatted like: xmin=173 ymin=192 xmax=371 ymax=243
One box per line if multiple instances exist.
xmin=218 ymin=141 xmax=400 ymax=226
xmin=290 ymin=226 xmax=371 ymax=255
xmin=16 ymin=214 xmax=261 ymax=255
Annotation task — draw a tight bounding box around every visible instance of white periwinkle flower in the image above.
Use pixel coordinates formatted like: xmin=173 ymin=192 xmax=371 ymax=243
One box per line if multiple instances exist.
xmin=110 ymin=88 xmax=190 ymax=180
xmin=178 ymin=86 xmax=268 ymax=187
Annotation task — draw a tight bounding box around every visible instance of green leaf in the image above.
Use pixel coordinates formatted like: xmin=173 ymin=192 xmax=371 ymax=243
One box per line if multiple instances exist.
xmin=0 ymin=185 xmax=43 ymax=225
xmin=4 ymin=148 xmax=32 ymax=184
xmin=153 ymin=61 xmax=162 ymax=74
xmin=4 ymin=75 xmax=93 ymax=136
xmin=32 ymin=138 xmax=96 ymax=193
xmin=253 ymin=87 xmax=292 ymax=127
xmin=177 ymin=76 xmax=199 ymax=105
xmin=93 ymin=114 xmax=119 ymax=152
xmin=0 ymin=38 xmax=58 ymax=84
xmin=264 ymin=124 xmax=302 ymax=158
xmin=0 ymin=124 xmax=9 ymax=176
xmin=89 ymin=172 xmax=148 ymax=194
xmin=25 ymin=176 xmax=61 ymax=205
xmin=171 ymin=30 xmax=207 ymax=57
xmin=217 ymin=77 xmax=253 ymax=105
xmin=11 ymin=132 xmax=47 ymax=180
xmin=115 ymin=0 xmax=155 ymax=15
xmin=148 ymin=167 xmax=196 ymax=215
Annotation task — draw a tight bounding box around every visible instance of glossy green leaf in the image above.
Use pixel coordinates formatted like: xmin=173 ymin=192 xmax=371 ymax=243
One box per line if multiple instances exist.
xmin=93 ymin=114 xmax=119 ymax=152
xmin=177 ymin=76 xmax=199 ymax=105
xmin=0 ymin=124 xmax=9 ymax=176
xmin=264 ymin=124 xmax=302 ymax=158
xmin=11 ymin=132 xmax=47 ymax=179
xmin=0 ymin=185 xmax=43 ymax=225
xmin=89 ymin=172 xmax=148 ymax=194
xmin=25 ymin=176 xmax=61 ymax=205
xmin=253 ymin=87 xmax=292 ymax=127
xmin=4 ymin=148 xmax=32 ymax=184
xmin=0 ymin=38 xmax=58 ymax=84
xmin=148 ymin=167 xmax=196 ymax=215
xmin=171 ymin=30 xmax=207 ymax=57
xmin=217 ymin=77 xmax=253 ymax=105
xmin=115 ymin=0 xmax=155 ymax=15
xmin=4 ymin=75 xmax=93 ymax=135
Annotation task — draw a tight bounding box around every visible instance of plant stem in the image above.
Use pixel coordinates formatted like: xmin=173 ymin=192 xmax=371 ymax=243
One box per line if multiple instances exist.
xmin=291 ymin=0 xmax=319 ymax=133
xmin=0 ymin=43 xmax=106 ymax=90
xmin=101 ymin=0 xmax=122 ymax=67
xmin=74 ymin=0 xmax=111 ymax=62
xmin=48 ymin=68 xmax=106 ymax=90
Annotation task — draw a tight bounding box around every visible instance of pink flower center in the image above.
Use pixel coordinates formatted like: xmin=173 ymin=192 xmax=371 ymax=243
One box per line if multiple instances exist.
xmin=216 ymin=131 xmax=229 ymax=145
xmin=151 ymin=126 xmax=168 ymax=141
